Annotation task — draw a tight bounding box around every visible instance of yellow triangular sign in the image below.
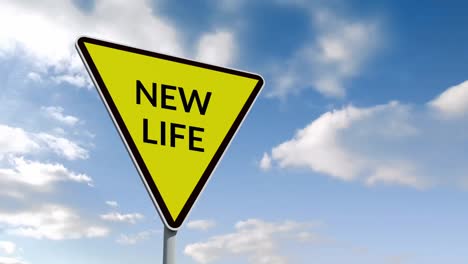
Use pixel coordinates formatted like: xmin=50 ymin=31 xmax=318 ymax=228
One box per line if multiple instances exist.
xmin=76 ymin=37 xmax=264 ymax=230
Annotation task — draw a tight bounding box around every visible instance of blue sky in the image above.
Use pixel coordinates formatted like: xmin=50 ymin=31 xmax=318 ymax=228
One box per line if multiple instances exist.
xmin=0 ymin=0 xmax=468 ymax=263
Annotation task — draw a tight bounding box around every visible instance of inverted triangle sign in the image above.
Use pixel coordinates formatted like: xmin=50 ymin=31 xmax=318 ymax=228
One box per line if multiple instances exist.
xmin=76 ymin=37 xmax=264 ymax=230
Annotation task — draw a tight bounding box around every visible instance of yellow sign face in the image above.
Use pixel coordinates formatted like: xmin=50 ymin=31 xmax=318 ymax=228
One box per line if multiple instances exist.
xmin=76 ymin=37 xmax=264 ymax=230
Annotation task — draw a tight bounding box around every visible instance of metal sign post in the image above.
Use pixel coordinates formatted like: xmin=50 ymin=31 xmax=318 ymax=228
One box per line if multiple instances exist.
xmin=163 ymin=227 xmax=177 ymax=264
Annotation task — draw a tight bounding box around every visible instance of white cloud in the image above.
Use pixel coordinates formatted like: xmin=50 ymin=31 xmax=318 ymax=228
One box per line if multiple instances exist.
xmin=0 ymin=241 xmax=16 ymax=255
xmin=105 ymin=201 xmax=119 ymax=208
xmin=270 ymin=104 xmax=381 ymax=180
xmin=116 ymin=229 xmax=159 ymax=245
xmin=295 ymin=231 xmax=321 ymax=242
xmin=184 ymin=219 xmax=320 ymax=264
xmin=52 ymin=74 xmax=90 ymax=88
xmin=366 ymin=164 xmax=425 ymax=189
xmin=41 ymin=106 xmax=79 ymax=126
xmin=428 ymin=80 xmax=468 ymax=118
xmin=100 ymin=212 xmax=144 ymax=224
xmin=0 ymin=124 xmax=89 ymax=161
xmin=187 ymin=220 xmax=216 ymax=231
xmin=259 ymin=152 xmax=272 ymax=171
xmin=0 ymin=257 xmax=26 ymax=264
xmin=52 ymin=127 xmax=66 ymax=135
xmin=265 ymin=102 xmax=429 ymax=188
xmin=264 ymin=81 xmax=468 ymax=189
xmin=27 ymin=72 xmax=42 ymax=82
xmin=0 ymin=125 xmax=40 ymax=158
xmin=0 ymin=204 xmax=109 ymax=240
xmin=196 ymin=30 xmax=237 ymax=67
xmin=0 ymin=156 xmax=93 ymax=188
xmin=269 ymin=8 xmax=380 ymax=98
xmin=36 ymin=133 xmax=89 ymax=160
xmin=0 ymin=0 xmax=183 ymax=87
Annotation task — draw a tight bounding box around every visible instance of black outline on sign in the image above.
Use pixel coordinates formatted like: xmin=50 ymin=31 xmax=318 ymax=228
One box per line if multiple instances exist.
xmin=76 ymin=37 xmax=264 ymax=230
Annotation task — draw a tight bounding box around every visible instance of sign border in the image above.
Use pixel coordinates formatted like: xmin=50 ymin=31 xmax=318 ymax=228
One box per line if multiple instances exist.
xmin=76 ymin=36 xmax=264 ymax=230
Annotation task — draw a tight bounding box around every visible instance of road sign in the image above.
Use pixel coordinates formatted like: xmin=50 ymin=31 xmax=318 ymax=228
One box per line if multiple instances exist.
xmin=76 ymin=37 xmax=264 ymax=230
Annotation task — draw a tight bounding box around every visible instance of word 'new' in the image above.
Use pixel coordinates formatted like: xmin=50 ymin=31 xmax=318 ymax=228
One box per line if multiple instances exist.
xmin=136 ymin=80 xmax=212 ymax=115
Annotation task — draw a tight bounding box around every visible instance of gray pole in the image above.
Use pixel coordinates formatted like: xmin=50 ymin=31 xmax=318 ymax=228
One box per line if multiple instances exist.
xmin=163 ymin=226 xmax=177 ymax=264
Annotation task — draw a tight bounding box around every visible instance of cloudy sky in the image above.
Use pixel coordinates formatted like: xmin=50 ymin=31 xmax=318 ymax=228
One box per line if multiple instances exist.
xmin=1 ymin=0 xmax=468 ymax=263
